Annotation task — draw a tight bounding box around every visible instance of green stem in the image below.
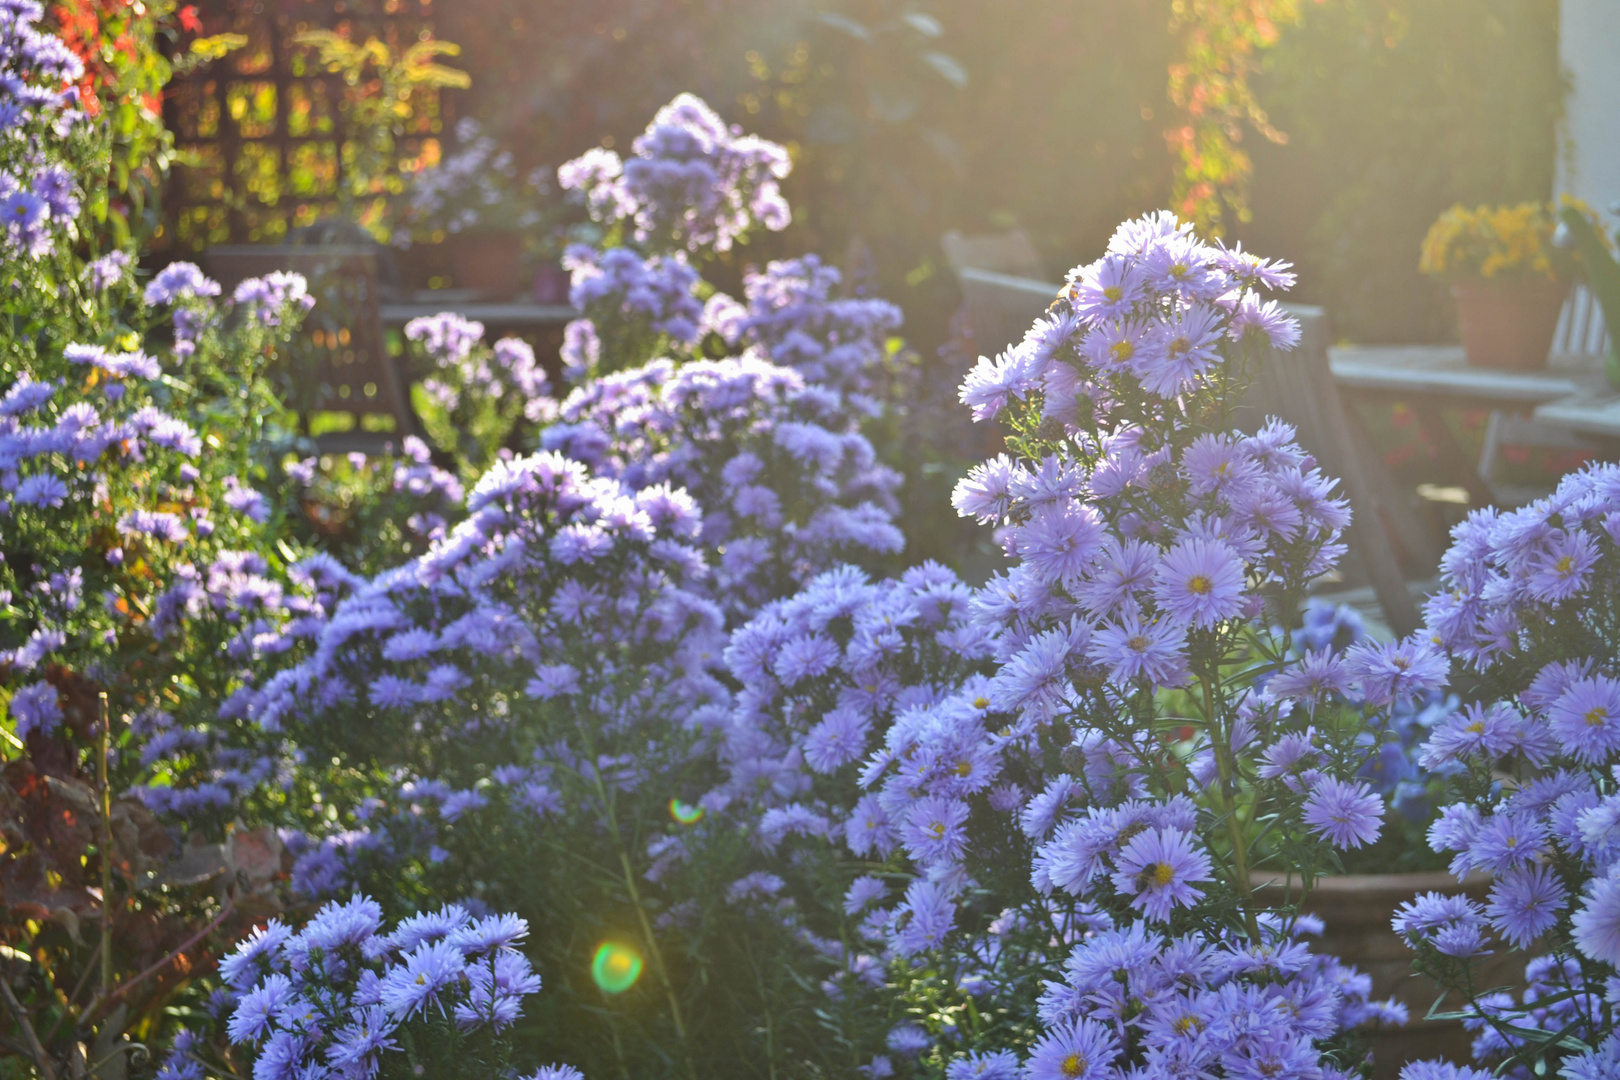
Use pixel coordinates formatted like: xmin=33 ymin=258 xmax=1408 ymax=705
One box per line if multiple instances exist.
xmin=1202 ymin=675 xmax=1260 ymax=940
xmin=585 ymin=756 xmax=697 ymax=1080
xmin=97 ymin=693 xmax=114 ymax=999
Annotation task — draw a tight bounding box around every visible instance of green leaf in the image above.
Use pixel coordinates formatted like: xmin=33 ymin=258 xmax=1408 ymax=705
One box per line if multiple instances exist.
xmin=189 ymin=33 xmax=248 ymax=62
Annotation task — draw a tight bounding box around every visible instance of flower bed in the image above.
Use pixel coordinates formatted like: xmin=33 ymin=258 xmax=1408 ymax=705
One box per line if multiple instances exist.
xmin=4 ymin=8 xmax=1620 ymax=1080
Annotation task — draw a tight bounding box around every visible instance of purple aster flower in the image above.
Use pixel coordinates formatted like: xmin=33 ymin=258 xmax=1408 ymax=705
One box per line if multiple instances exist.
xmin=1080 ymin=318 xmax=1149 ymax=373
xmin=1088 ymin=605 xmax=1188 ymax=688
xmin=1266 ymin=648 xmax=1349 ymax=709
xmin=143 ymin=262 xmax=221 ymax=305
xmin=1465 ymin=812 xmax=1547 ymax=875
xmin=325 ymin=1004 xmax=398 ymax=1075
xmin=1572 ymin=874 xmax=1620 ymax=966
xmin=1343 ymin=635 xmax=1450 ymax=707
xmin=1110 ymin=827 xmax=1213 ymax=922
xmin=1012 ymin=502 xmax=1107 ymax=584
xmin=84 ymin=250 xmax=130 ymax=291
xmin=843 ymin=875 xmax=887 ymax=915
xmin=388 ymin=905 xmax=469 ymax=953
xmin=9 ymin=681 xmax=62 ymax=739
xmin=1228 ymin=291 xmax=1302 ymax=349
xmin=1486 ymin=863 xmax=1567 ymax=948
xmin=1151 ymin=537 xmax=1246 ymax=629
xmin=448 ymin=912 xmax=528 ymax=955
xmin=1548 ymin=676 xmax=1620 ymax=765
xmin=13 ymin=473 xmax=68 ymax=507
xmin=1418 ymin=701 xmax=1520 ymax=768
xmin=1068 ymin=254 xmax=1145 ymax=322
xmin=226 ymin=972 xmax=293 ymax=1045
xmin=803 ymin=706 xmax=870 ymax=773
xmin=219 ymin=918 xmax=292 ymax=988
xmin=1023 ymin=1017 xmax=1120 ymax=1080
xmin=901 ymin=795 xmax=971 ymax=866
xmin=1301 ymin=776 xmax=1384 ymax=849
xmin=1397 ymin=1064 xmax=1499 ymax=1080
xmin=1136 ymin=303 xmax=1224 ymax=397
xmin=945 ymin=1051 xmax=1019 ymax=1080
xmin=379 ymin=939 xmax=466 ymax=1019
xmin=892 ymin=879 xmax=955 ymax=955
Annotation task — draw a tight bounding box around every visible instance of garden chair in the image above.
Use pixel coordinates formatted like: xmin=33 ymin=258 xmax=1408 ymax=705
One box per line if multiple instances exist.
xmin=941 ymin=228 xmax=1047 ymax=282
xmin=202 ymin=243 xmax=421 ymax=453
xmin=955 ymin=266 xmax=1064 ymax=356
xmin=1476 ymin=283 xmax=1612 ymax=490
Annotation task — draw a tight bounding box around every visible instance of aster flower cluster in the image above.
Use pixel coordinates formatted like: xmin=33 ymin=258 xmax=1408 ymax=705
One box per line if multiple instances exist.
xmin=0 ymin=1 xmax=89 ymax=260
xmin=0 ymin=23 xmax=336 ymax=1064
xmin=155 ymin=896 xmax=580 ymax=1080
xmin=732 ymin=255 xmax=905 ymax=409
xmin=3 ymin=264 xmax=313 ymax=750
xmin=1391 ymin=463 xmax=1620 ymax=1076
xmin=405 ymin=312 xmax=548 ymax=473
xmin=681 ymin=213 xmax=1427 ymax=1075
xmin=558 ymin=91 xmax=790 ymax=257
xmin=395 ymin=117 xmax=549 ymax=242
xmin=538 ymin=353 xmax=903 ymax=616
xmin=559 ymin=245 xmax=706 ymax=377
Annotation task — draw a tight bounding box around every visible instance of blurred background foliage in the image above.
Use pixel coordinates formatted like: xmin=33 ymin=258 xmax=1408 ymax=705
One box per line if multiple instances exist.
xmin=160 ymin=0 xmax=1564 ymax=347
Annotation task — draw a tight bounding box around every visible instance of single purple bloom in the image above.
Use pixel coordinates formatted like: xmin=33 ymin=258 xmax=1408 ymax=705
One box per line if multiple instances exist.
xmin=1301 ymin=776 xmax=1384 ymax=849
xmin=1110 ymin=827 xmax=1212 ymax=922
xmin=1151 ymin=537 xmax=1246 ymax=629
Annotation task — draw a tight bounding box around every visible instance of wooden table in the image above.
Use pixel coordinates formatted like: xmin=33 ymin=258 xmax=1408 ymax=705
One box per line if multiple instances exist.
xmin=1533 ymin=387 xmax=1620 ymax=440
xmin=1328 ymin=345 xmax=1611 ymax=506
xmin=1328 ymin=345 xmax=1598 ymax=408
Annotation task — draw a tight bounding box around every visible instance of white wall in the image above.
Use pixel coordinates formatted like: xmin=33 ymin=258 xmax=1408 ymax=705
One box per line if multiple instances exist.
xmin=1558 ymin=0 xmax=1620 ymax=213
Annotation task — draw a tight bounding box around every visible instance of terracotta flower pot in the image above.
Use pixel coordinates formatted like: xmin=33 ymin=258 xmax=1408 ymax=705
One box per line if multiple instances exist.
xmin=446 ymin=232 xmax=526 ymax=298
xmin=1450 ymin=277 xmax=1567 ymax=370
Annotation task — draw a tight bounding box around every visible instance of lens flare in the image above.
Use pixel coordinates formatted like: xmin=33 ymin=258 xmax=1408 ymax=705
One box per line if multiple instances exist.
xmin=591 ymin=941 xmax=643 ymax=994
xmin=668 ymin=797 xmax=704 ymax=824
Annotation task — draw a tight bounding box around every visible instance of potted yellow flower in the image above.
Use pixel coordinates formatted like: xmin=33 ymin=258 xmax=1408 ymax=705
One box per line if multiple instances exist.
xmin=1420 ymin=200 xmax=1576 ymax=369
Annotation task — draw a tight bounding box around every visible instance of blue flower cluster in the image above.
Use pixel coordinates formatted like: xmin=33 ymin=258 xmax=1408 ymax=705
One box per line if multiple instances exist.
xmin=3 ymin=259 xmax=313 ymax=756
xmin=557 ymin=91 xmax=790 ymax=256
xmin=155 ymin=896 xmax=577 ymax=1080
xmin=0 ymin=0 xmax=87 ymax=259
xmin=1394 ymin=464 xmax=1620 ymax=1076
xmin=679 ymin=211 xmax=1438 ymax=1077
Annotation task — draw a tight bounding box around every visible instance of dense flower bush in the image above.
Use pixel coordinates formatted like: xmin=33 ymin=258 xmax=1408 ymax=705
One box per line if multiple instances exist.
xmin=1394 ymin=464 xmax=1620 ymax=1077
xmin=156 ymin=896 xmax=579 ymax=1080
xmin=698 ymin=211 xmax=1446 ymax=1077
xmin=18 ymin=22 xmax=1614 ymax=1073
xmin=0 ymin=4 xmax=321 ymax=1072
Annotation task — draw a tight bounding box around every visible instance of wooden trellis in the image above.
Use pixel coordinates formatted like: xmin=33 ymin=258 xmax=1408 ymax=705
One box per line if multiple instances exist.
xmin=161 ymin=0 xmax=445 ymax=251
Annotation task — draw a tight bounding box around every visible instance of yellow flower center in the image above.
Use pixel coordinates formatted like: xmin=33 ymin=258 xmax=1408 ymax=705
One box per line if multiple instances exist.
xmin=1103 ymin=285 xmax=1123 ymax=302
xmin=973 ymin=696 xmax=990 ymax=709
xmin=1061 ymin=1053 xmax=1087 ymax=1078
xmin=1153 ymin=862 xmax=1175 ymax=887
xmin=1126 ymin=634 xmax=1151 ymax=652
xmin=1110 ymin=340 xmax=1134 ymax=363
xmin=1587 ymin=707 xmax=1608 ymax=727
xmin=1186 ymin=575 xmax=1212 ymax=595
xmin=928 ymin=821 xmax=947 ymax=839
xmin=955 ymin=760 xmax=974 ymax=777
xmin=1169 ymin=262 xmax=1189 ymax=279
xmin=1167 ymin=336 xmax=1191 ymax=358
xmin=1556 ymin=554 xmax=1575 ymax=575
